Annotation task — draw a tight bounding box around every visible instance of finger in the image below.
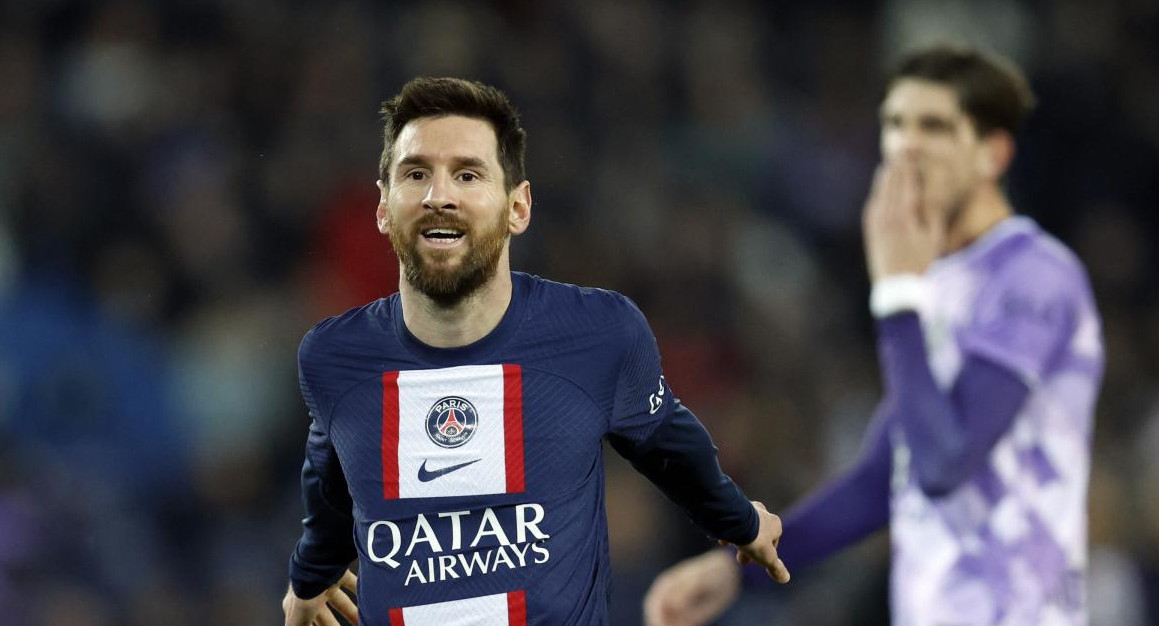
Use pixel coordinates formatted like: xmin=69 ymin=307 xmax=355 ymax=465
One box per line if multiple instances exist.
xmin=768 ymin=557 xmax=791 ymax=584
xmin=863 ymin=165 xmax=888 ymax=225
xmin=867 ymin=166 xmax=899 ymax=243
xmin=897 ymin=162 xmax=921 ymax=223
xmin=766 ymin=511 xmax=783 ymax=535
xmin=329 ymin=591 xmax=359 ymax=624
xmin=340 ymin=570 xmax=359 ymax=596
xmin=916 ymin=169 xmax=942 ymax=234
xmin=868 ymin=164 xmax=888 ymax=202
xmin=316 ymin=607 xmax=341 ymax=626
xmin=285 ymin=603 xmax=316 ymax=626
xmin=880 ymin=163 xmax=905 ymax=224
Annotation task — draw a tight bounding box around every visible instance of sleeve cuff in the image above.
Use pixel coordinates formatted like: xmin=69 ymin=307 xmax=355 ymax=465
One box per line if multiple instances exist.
xmin=716 ymin=500 xmax=760 ymax=546
xmin=870 ymin=274 xmax=929 ymax=319
xmin=289 ymin=546 xmax=348 ymax=599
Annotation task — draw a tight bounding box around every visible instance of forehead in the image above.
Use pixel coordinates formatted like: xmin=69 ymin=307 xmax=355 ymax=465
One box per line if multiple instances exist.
xmin=393 ymin=115 xmax=500 ymax=166
xmin=881 ymin=78 xmax=964 ymax=120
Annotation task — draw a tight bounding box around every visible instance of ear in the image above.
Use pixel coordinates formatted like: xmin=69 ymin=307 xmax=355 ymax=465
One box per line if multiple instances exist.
xmin=507 ymin=180 xmax=532 ymax=236
xmin=376 ymin=179 xmax=390 ymax=235
xmin=977 ymin=130 xmax=1015 ymax=182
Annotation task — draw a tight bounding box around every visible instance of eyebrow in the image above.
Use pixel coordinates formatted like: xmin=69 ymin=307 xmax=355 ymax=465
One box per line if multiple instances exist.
xmin=879 ymin=110 xmax=961 ymax=125
xmin=395 ymin=155 xmax=491 ymax=170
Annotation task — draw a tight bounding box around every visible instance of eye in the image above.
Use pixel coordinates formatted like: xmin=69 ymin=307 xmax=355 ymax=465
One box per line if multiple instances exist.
xmin=920 ymin=117 xmax=955 ymax=134
xmin=405 ymin=170 xmax=427 ymax=181
xmin=458 ymin=171 xmax=479 ymax=182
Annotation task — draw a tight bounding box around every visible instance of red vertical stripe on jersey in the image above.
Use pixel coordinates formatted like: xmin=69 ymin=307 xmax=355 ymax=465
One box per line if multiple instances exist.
xmin=388 ymin=607 xmax=405 ymax=626
xmin=502 ymin=364 xmax=525 ymax=494
xmin=382 ymin=371 xmax=401 ymax=500
xmin=507 ymin=590 xmax=527 ymax=626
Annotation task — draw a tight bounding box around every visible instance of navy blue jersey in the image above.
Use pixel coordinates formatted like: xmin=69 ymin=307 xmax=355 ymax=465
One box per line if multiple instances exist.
xmin=289 ymin=272 xmax=757 ymax=626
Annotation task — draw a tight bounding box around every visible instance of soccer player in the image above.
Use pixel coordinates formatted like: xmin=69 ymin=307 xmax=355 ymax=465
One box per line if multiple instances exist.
xmin=644 ymin=45 xmax=1103 ymax=626
xmin=281 ymin=77 xmax=791 ymax=626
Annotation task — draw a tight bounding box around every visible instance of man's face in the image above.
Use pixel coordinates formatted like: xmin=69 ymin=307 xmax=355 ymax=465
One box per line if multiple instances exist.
xmin=879 ymin=79 xmax=983 ymax=226
xmin=378 ymin=115 xmax=524 ymax=306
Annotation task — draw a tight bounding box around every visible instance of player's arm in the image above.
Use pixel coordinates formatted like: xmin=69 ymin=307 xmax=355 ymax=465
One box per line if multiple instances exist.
xmin=740 ymin=326 xmax=1029 ymax=583
xmin=608 ymin=401 xmax=754 ymax=539
xmin=606 ymin=297 xmax=788 ymax=582
xmin=644 ymin=399 xmax=891 ymax=625
xmin=283 ymin=418 xmax=360 ymax=625
xmin=609 ymin=403 xmax=788 ymax=581
xmin=289 ymin=330 xmax=357 ymax=598
xmin=288 ymin=418 xmax=358 ymax=597
xmin=645 ymin=342 xmax=1028 ymax=625
xmin=875 ymin=307 xmax=1029 ymax=497
xmin=862 ymin=164 xmax=1040 ymax=498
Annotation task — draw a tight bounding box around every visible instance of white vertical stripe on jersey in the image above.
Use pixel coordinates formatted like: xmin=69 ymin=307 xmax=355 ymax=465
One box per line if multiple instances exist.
xmin=396 ymin=365 xmax=509 ymax=499
xmin=389 ymin=590 xmax=525 ymax=625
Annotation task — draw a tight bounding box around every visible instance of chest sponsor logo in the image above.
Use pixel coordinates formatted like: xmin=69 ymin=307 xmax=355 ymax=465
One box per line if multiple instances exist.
xmin=426 ymin=396 xmax=478 ymax=448
xmin=368 ymin=503 xmax=551 ymax=587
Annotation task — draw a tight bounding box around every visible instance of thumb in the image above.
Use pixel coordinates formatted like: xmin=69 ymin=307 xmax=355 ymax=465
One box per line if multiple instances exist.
xmin=915 ymin=170 xmax=944 ymax=234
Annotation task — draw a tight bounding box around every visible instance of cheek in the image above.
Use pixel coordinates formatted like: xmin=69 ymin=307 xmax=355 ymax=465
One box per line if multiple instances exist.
xmin=387 ymin=189 xmax=424 ymax=217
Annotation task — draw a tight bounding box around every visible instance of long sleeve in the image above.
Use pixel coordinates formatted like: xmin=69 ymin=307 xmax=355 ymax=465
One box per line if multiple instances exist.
xmin=877 ymin=312 xmax=1029 ymax=497
xmin=605 ymin=295 xmax=758 ymax=546
xmin=742 ymin=324 xmax=1030 ymax=586
xmin=288 ymin=418 xmax=357 ymax=599
xmin=610 ymin=402 xmax=758 ymax=546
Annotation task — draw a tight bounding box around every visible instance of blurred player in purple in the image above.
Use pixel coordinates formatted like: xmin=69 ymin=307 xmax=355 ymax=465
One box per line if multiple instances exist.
xmin=645 ymin=45 xmax=1103 ymax=626
xmin=280 ymin=77 xmax=791 ymax=626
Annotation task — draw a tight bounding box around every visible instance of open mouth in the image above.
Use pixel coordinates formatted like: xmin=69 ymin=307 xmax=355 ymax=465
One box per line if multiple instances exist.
xmin=421 ymin=227 xmax=465 ymax=244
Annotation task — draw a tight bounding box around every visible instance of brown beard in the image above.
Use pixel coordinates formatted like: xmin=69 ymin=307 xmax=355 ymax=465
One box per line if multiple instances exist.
xmin=388 ymin=207 xmax=509 ymax=307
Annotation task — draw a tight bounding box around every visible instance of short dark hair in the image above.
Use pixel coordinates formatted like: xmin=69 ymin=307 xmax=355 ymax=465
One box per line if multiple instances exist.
xmin=378 ymin=77 xmax=527 ymax=192
xmin=887 ymin=45 xmax=1036 ymax=137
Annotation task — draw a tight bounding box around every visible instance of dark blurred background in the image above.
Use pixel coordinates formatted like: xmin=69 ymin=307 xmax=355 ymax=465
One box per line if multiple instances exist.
xmin=0 ymin=0 xmax=1156 ymax=624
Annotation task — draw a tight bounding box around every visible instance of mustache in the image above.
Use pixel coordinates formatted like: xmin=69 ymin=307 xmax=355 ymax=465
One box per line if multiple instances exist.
xmin=412 ymin=214 xmax=470 ymax=232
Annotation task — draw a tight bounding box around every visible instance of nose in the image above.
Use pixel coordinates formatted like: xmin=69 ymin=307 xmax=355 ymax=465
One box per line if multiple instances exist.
xmin=885 ymin=126 xmax=925 ymax=164
xmin=422 ymin=171 xmax=458 ymax=211
xmin=900 ymin=136 xmax=924 ymax=159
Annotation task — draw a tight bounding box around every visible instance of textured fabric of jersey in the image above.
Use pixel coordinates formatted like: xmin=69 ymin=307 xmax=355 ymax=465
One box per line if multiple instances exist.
xmin=289 ymin=272 xmax=754 ymax=626
xmin=891 ymin=217 xmax=1104 ymax=626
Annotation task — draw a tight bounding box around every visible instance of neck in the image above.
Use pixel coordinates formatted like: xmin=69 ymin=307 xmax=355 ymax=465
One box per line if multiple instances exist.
xmin=398 ymin=262 xmax=514 ymax=349
xmin=944 ymin=184 xmax=1013 ymax=254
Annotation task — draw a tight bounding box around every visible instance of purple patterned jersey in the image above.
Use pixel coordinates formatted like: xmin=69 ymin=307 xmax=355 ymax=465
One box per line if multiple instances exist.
xmin=890 ymin=217 xmax=1103 ymax=626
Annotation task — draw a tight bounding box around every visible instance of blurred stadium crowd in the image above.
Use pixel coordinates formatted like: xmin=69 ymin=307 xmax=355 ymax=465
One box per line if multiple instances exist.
xmin=0 ymin=0 xmax=1156 ymax=624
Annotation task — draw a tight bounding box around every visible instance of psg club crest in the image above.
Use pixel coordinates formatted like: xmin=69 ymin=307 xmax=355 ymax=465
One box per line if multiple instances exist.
xmin=426 ymin=396 xmax=479 ymax=448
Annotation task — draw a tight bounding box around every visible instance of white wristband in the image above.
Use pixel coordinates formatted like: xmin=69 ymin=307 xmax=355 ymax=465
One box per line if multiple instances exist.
xmin=870 ymin=274 xmax=928 ymax=319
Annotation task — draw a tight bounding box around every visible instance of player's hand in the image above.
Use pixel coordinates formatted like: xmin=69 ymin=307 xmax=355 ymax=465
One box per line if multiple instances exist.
xmin=731 ymin=501 xmax=791 ymax=583
xmin=283 ymin=569 xmax=359 ymax=626
xmin=643 ymin=548 xmax=740 ymax=626
xmin=862 ymin=160 xmax=945 ymax=282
